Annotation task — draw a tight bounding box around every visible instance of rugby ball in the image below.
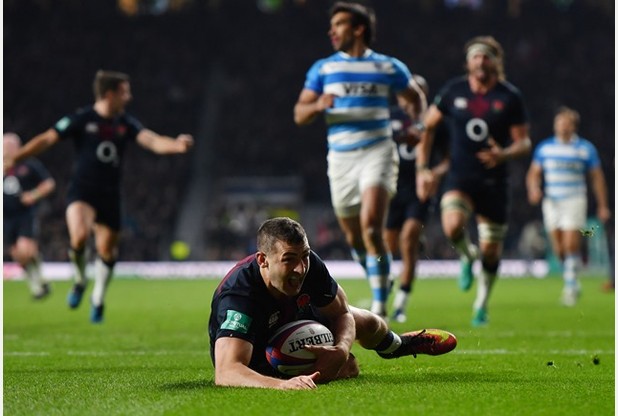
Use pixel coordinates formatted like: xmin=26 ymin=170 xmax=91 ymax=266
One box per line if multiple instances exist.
xmin=265 ymin=320 xmax=334 ymax=376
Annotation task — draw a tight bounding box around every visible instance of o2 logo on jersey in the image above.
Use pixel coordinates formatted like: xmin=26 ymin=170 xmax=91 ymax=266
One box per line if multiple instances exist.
xmin=3 ymin=176 xmax=21 ymax=195
xmin=398 ymin=143 xmax=417 ymax=161
xmin=465 ymin=118 xmax=489 ymax=142
xmin=96 ymin=141 xmax=119 ymax=166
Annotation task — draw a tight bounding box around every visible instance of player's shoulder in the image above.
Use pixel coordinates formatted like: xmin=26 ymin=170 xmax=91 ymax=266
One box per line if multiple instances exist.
xmin=441 ymin=76 xmax=468 ymax=91
xmin=120 ymin=111 xmax=142 ymax=126
xmin=313 ymin=52 xmax=341 ymax=66
xmin=217 ymin=255 xmax=259 ymax=290
xmin=72 ymin=105 xmax=97 ymax=118
xmin=535 ymin=136 xmax=557 ymax=151
xmin=497 ymin=79 xmax=523 ymax=96
xmin=574 ymin=136 xmax=599 ymax=152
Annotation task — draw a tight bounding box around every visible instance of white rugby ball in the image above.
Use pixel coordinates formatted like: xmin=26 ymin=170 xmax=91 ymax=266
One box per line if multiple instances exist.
xmin=265 ymin=320 xmax=334 ymax=376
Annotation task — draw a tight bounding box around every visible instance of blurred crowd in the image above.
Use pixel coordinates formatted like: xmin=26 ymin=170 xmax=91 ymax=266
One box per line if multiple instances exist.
xmin=4 ymin=0 xmax=614 ymax=262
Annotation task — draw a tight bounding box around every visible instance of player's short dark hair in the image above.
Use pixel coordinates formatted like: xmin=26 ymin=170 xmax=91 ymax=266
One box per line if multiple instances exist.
xmin=257 ymin=217 xmax=308 ymax=254
xmin=464 ymin=36 xmax=505 ymax=80
xmin=555 ymin=106 xmax=581 ymax=129
xmin=93 ymin=70 xmax=130 ymax=100
xmin=330 ymin=2 xmax=376 ymax=46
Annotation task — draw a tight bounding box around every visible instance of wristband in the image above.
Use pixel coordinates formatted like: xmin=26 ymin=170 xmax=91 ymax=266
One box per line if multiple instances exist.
xmin=415 ymin=164 xmax=429 ymax=172
xmin=413 ymin=121 xmax=426 ymax=133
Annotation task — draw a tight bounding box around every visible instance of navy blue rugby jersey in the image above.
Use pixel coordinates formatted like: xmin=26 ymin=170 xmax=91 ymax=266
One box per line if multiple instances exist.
xmin=3 ymin=159 xmax=52 ymax=215
xmin=435 ymin=76 xmax=528 ymax=183
xmin=208 ymin=251 xmax=338 ymax=372
xmin=53 ymin=106 xmax=143 ymax=191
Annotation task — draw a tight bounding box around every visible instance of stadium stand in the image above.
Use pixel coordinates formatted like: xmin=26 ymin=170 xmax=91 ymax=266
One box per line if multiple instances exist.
xmin=4 ymin=0 xmax=613 ymax=262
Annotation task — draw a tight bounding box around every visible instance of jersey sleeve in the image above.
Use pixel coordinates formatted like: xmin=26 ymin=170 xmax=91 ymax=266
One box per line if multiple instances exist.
xmin=584 ymin=140 xmax=601 ymax=170
xmin=124 ymin=114 xmax=144 ymax=141
xmin=532 ymin=139 xmax=548 ymax=164
xmin=214 ymin=292 xmax=264 ymax=344
xmin=303 ymin=60 xmax=324 ymax=94
xmin=53 ymin=110 xmax=83 ymax=140
xmin=434 ymin=80 xmax=456 ymax=115
xmin=389 ymin=57 xmax=413 ymax=93
xmin=505 ymin=84 xmax=529 ymax=126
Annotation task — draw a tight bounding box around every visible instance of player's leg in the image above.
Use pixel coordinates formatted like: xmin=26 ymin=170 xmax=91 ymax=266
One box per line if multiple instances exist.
xmin=391 ymin=218 xmax=423 ymax=323
xmin=544 ymin=196 xmax=585 ymax=305
xmin=440 ymin=190 xmax=477 ymax=291
xmin=66 ymin=201 xmax=96 ymax=308
xmin=359 ymin=185 xmax=393 ymax=317
xmin=471 ymin=219 xmax=506 ymax=326
xmin=356 ymin=141 xmax=398 ymax=317
xmin=90 ymin=223 xmax=120 ymax=323
xmin=327 ymin=149 xmax=368 ymax=275
xmin=12 ymin=236 xmax=49 ymax=299
xmin=336 ymin=215 xmax=367 ymax=272
xmin=349 ymin=305 xmax=456 ymax=359
xmin=560 ymin=230 xmax=582 ymax=306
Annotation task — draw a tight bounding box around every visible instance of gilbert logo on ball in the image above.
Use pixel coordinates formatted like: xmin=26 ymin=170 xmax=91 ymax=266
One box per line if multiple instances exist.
xmin=265 ymin=320 xmax=334 ymax=376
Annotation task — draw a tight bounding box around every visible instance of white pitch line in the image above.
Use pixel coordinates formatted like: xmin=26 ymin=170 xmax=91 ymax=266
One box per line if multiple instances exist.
xmin=4 ymin=349 xmax=614 ymax=357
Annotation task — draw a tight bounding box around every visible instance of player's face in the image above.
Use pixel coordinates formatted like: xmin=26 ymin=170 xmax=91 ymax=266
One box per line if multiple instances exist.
xmin=466 ymin=52 xmax=496 ymax=82
xmin=554 ymin=114 xmax=576 ymax=139
xmin=328 ymin=12 xmax=356 ymax=52
xmin=262 ymin=240 xmax=311 ymax=298
xmin=109 ymin=81 xmax=132 ymax=113
xmin=3 ymin=135 xmax=20 ymax=158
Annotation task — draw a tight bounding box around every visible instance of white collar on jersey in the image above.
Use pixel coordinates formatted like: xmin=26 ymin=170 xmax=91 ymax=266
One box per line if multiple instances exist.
xmin=338 ymin=48 xmax=373 ymax=59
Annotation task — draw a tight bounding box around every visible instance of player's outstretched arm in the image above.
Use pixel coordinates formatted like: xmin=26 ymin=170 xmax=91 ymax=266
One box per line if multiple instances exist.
xmin=136 ymin=129 xmax=193 ymax=154
xmin=4 ymin=129 xmax=60 ymax=173
xmin=214 ymin=337 xmax=318 ymax=390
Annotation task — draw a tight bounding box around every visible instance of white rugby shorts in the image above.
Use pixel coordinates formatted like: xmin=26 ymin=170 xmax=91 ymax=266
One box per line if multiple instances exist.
xmin=542 ymin=195 xmax=587 ymax=231
xmin=327 ymin=139 xmax=398 ymax=218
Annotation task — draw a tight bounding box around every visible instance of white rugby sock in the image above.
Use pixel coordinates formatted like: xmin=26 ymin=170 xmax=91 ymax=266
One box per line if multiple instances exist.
xmin=25 ymin=257 xmax=44 ymax=294
xmin=473 ymin=268 xmax=497 ymax=311
xmin=563 ymin=255 xmax=580 ymax=286
xmin=91 ymin=257 xmax=114 ymax=307
xmin=392 ymin=288 xmax=410 ymax=312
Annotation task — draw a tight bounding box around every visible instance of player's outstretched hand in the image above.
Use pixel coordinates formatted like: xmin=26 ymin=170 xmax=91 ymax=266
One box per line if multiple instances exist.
xmin=280 ymin=371 xmax=320 ymax=390
xmin=176 ymin=134 xmax=194 ymax=152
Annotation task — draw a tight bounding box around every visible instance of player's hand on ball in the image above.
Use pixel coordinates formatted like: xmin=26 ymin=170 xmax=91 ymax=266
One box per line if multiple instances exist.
xmin=304 ymin=344 xmax=349 ymax=383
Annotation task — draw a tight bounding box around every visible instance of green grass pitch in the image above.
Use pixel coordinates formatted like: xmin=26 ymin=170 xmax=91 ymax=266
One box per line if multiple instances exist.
xmin=3 ymin=275 xmax=614 ymax=415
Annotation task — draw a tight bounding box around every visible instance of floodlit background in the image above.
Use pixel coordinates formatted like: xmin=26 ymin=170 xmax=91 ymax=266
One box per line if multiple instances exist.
xmin=3 ymin=0 xmax=614 ymax=274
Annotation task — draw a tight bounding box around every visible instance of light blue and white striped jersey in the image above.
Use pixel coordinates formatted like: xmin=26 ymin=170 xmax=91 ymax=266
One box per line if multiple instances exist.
xmin=304 ymin=49 xmax=412 ymax=151
xmin=532 ymin=136 xmax=601 ymax=200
